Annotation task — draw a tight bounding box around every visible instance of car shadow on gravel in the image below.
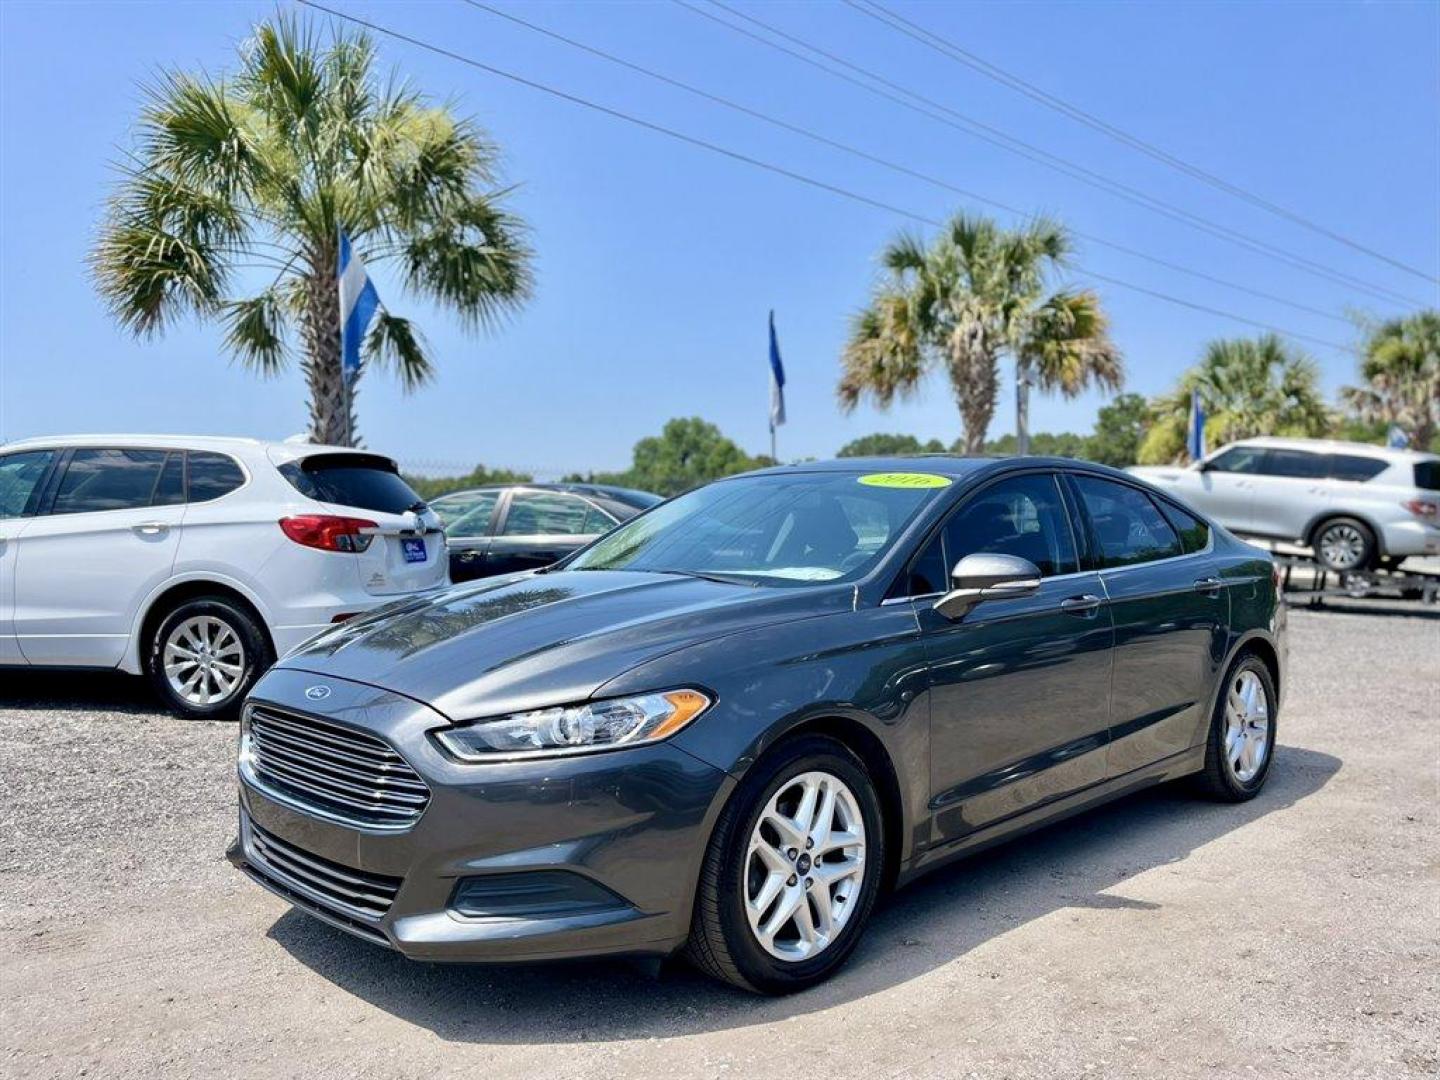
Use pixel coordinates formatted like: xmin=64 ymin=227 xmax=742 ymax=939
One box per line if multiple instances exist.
xmin=266 ymin=744 xmax=1340 ymax=1041
xmin=0 ymin=669 xmax=160 ymax=712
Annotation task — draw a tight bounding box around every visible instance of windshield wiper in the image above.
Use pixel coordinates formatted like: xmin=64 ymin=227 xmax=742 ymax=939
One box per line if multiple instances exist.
xmin=648 ymin=568 xmax=760 ymax=587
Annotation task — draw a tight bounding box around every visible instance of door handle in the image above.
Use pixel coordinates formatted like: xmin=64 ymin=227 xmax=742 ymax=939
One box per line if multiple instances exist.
xmin=133 ymin=521 xmax=168 ymax=536
xmin=1193 ymin=576 xmax=1223 ymax=595
xmin=1059 ymin=594 xmax=1103 ymax=614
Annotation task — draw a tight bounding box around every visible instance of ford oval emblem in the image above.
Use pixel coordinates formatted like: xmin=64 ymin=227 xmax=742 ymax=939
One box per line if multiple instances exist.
xmin=304 ymin=685 xmax=332 ymax=701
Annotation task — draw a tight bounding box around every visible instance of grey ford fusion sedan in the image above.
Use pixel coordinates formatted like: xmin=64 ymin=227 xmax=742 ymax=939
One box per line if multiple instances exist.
xmin=229 ymin=456 xmax=1285 ymax=994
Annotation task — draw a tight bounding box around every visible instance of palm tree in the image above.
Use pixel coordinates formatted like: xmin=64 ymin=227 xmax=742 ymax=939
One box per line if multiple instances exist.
xmin=1138 ymin=335 xmax=1331 ymax=464
xmin=92 ymin=16 xmax=532 ymax=445
xmin=1341 ymin=311 xmax=1439 ymax=450
xmin=838 ymin=213 xmax=1121 ymax=453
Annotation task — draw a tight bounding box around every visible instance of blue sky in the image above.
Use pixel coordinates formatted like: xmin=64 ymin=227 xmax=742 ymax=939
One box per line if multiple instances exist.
xmin=1 ymin=0 xmax=1436 ymax=477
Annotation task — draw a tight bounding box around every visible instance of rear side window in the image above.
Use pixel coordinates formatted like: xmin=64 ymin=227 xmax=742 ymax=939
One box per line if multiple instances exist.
xmin=187 ymin=451 xmax=245 ymax=502
xmin=1072 ymin=475 xmax=1183 ymax=568
xmin=1260 ymin=449 xmax=1328 ymax=479
xmin=279 ymin=454 xmax=423 ymax=514
xmin=1412 ymin=461 xmax=1440 ymax=491
xmin=1329 ymin=455 xmax=1388 ymax=482
xmin=0 ymin=450 xmax=55 ymax=518
xmin=51 ymin=449 xmax=168 ymax=514
xmin=501 ymin=491 xmax=593 ymax=536
xmin=1157 ymin=499 xmax=1210 ymax=554
xmin=152 ymin=452 xmax=186 ymax=506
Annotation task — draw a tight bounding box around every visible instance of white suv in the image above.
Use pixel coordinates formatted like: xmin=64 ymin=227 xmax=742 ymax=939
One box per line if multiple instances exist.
xmin=0 ymin=435 xmax=448 ymax=718
xmin=1130 ymin=436 xmax=1440 ymax=572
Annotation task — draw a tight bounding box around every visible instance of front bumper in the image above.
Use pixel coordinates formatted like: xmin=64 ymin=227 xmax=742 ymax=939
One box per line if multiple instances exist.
xmin=228 ymin=667 xmax=734 ymax=962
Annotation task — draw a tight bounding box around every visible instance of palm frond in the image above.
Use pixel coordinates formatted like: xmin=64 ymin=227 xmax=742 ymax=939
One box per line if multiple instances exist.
xmin=221 ymin=289 xmax=290 ymax=374
xmin=365 ymin=310 xmax=432 ymax=390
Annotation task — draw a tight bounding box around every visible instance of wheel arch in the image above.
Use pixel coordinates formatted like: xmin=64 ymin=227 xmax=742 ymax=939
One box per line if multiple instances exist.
xmin=129 ymin=576 xmax=275 ymax=675
xmin=749 ymin=713 xmax=909 ymax=894
xmin=1303 ymin=510 xmax=1387 ymax=557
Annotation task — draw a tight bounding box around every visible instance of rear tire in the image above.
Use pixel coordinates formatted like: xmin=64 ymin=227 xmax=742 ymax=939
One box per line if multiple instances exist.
xmin=1312 ymin=517 xmax=1376 ymax=572
xmin=146 ymin=596 xmax=272 ymax=721
xmin=685 ymin=736 xmax=885 ymax=994
xmin=1192 ymin=654 xmax=1277 ymax=802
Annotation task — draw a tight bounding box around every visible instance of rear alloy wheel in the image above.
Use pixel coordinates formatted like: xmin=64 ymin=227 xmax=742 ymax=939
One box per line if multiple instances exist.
xmin=1193 ymin=654 xmax=1277 ymax=802
xmin=1313 ymin=517 xmax=1375 ymax=572
xmin=147 ymin=597 xmax=272 ymax=721
xmin=686 ymin=736 xmax=884 ymax=994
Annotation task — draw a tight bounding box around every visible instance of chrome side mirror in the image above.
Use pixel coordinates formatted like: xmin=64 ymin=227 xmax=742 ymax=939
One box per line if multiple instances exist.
xmin=934 ymin=553 xmax=1042 ymax=620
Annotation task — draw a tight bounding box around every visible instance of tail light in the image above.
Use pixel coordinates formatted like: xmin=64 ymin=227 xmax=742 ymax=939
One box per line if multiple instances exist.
xmin=1401 ymin=499 xmax=1438 ymax=520
xmin=279 ymin=515 xmax=378 ymax=552
xmin=1272 ymin=562 xmax=1284 ymax=593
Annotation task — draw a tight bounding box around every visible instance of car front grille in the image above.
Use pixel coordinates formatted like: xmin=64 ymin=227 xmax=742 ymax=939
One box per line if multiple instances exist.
xmin=243 ymin=703 xmax=430 ymax=830
xmin=247 ymin=821 xmax=401 ymax=928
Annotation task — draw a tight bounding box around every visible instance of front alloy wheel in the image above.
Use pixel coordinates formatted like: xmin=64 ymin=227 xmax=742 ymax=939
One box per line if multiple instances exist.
xmin=686 ymin=736 xmax=884 ymax=994
xmin=743 ymin=771 xmax=867 ymax=961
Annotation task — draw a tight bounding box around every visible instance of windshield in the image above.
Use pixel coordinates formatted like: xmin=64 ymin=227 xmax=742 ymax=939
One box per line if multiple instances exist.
xmin=565 ymin=470 xmax=950 ymax=585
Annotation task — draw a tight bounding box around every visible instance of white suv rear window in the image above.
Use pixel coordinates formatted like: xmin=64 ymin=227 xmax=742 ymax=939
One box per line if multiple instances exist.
xmin=279 ymin=454 xmax=424 ymax=514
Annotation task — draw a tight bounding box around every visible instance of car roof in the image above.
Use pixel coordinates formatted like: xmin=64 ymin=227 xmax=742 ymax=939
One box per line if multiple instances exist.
xmin=739 ymin=455 xmax=1132 ymax=480
xmin=0 ymin=434 xmax=398 ymax=467
xmin=1227 ymin=436 xmax=1436 ymax=462
xmin=431 ymin=482 xmax=658 ymax=501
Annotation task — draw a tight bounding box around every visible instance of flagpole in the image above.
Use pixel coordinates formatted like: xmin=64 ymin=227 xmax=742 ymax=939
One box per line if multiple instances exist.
xmin=770 ymin=422 xmax=776 ymax=463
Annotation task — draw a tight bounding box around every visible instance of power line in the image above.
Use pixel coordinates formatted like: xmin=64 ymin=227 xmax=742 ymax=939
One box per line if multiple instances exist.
xmin=849 ymin=0 xmax=1440 ymax=287
xmin=294 ymin=0 xmax=1353 ymax=355
xmin=463 ymin=0 xmax=1347 ymax=326
xmin=682 ymin=0 xmax=1425 ymax=308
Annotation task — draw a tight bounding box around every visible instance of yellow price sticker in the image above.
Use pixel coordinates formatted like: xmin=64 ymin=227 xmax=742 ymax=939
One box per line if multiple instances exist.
xmin=857 ymin=472 xmax=952 ymax=489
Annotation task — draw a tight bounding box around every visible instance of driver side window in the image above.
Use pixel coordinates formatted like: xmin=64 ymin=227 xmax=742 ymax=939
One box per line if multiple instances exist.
xmin=892 ymin=473 xmax=1077 ymax=598
xmin=944 ymin=474 xmax=1078 ymax=578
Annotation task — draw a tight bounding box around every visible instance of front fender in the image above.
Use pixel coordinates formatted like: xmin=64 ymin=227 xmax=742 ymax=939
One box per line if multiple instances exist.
xmin=595 ymin=604 xmax=932 ymax=871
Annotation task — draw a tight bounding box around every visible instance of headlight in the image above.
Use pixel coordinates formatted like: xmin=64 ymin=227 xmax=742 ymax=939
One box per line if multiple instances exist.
xmin=432 ymin=689 xmax=712 ymax=761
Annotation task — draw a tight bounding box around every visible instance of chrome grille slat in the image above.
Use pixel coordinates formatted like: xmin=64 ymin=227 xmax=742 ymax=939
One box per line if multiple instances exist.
xmin=248 ymin=823 xmax=400 ymax=922
xmin=248 ymin=754 xmax=421 ymax=818
xmin=251 ymin=738 xmax=429 ymax=797
xmin=251 ymin=710 xmax=400 ymax=762
xmin=244 ymin=704 xmax=430 ymax=829
xmin=248 ymin=722 xmax=420 ymax=778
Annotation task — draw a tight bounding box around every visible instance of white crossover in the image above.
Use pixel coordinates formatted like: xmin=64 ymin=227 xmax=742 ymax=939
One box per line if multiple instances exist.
xmin=0 ymin=435 xmax=447 ymax=717
xmin=1130 ymin=436 xmax=1440 ymax=572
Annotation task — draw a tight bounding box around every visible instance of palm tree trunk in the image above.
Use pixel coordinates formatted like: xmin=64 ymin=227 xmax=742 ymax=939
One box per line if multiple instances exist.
xmin=948 ymin=328 xmax=998 ymax=454
xmin=298 ymin=244 xmax=358 ymax=446
xmin=1015 ymin=357 xmax=1031 ymax=456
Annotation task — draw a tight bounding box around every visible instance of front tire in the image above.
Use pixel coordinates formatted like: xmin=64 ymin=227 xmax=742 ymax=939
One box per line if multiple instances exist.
xmin=146 ymin=596 xmax=272 ymax=721
xmin=1192 ymin=654 xmax=1277 ymax=802
xmin=1313 ymin=516 xmax=1376 ymax=572
xmin=685 ymin=736 xmax=885 ymax=994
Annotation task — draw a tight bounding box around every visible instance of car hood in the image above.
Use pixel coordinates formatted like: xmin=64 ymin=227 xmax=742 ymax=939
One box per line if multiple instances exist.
xmin=276 ymin=569 xmax=850 ymax=721
xmin=1127 ymin=465 xmax=1186 ymax=482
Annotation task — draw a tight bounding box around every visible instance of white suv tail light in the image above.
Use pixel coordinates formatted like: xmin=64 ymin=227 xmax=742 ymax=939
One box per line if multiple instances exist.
xmin=279 ymin=515 xmax=379 ymax=552
xmin=1401 ymin=499 xmax=1438 ymax=521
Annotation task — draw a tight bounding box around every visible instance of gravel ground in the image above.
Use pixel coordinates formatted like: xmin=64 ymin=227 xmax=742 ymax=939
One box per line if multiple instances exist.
xmin=1 ymin=603 xmax=1436 ymax=1079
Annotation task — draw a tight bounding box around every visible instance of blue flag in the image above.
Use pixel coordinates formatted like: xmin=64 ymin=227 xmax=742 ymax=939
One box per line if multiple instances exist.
xmin=1186 ymin=388 xmax=1206 ymax=462
xmin=338 ymin=230 xmax=379 ymax=383
xmin=1387 ymin=423 xmax=1409 ymax=449
xmin=768 ymin=310 xmax=786 ymax=431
